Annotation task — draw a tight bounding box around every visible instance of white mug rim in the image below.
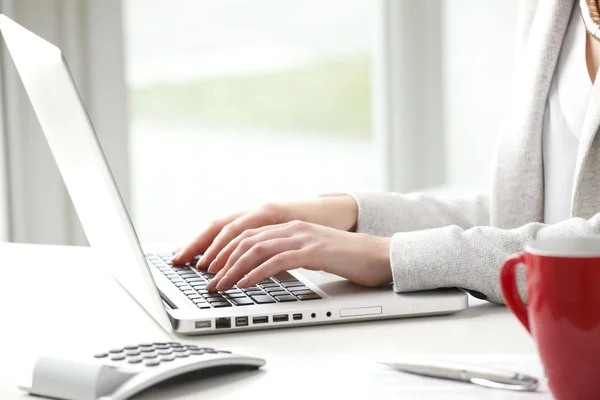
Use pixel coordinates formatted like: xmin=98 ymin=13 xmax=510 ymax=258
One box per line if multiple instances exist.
xmin=524 ymin=236 xmax=600 ymax=258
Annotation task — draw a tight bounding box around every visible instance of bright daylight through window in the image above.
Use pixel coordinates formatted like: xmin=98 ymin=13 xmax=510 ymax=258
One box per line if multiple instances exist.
xmin=123 ymin=0 xmax=378 ymax=243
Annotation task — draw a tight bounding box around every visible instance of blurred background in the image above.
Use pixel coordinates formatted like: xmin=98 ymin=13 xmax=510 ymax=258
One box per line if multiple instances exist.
xmin=0 ymin=0 xmax=518 ymax=246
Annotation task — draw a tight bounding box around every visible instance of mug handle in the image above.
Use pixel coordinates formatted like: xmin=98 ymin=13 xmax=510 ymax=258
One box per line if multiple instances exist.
xmin=500 ymin=253 xmax=530 ymax=332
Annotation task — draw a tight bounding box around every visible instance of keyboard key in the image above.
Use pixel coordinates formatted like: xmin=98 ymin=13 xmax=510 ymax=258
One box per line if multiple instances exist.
xmin=231 ymin=297 xmax=255 ymax=306
xmin=226 ymin=293 xmax=248 ymax=299
xmin=187 ymin=294 xmax=202 ymax=300
xmin=94 ymin=353 xmax=108 ymax=358
xmin=185 ymin=278 xmax=205 ymax=283
xmin=145 ymin=360 xmax=160 ymax=367
xmin=203 ymin=272 xmax=216 ymax=279
xmin=197 ymin=304 xmax=211 ymax=309
xmin=259 ymin=282 xmax=280 ymax=288
xmin=128 ymin=357 xmax=143 ymax=364
xmin=212 ymin=301 xmax=232 ymax=308
xmin=275 ymin=295 xmax=297 ymax=302
xmin=259 ymin=279 xmax=274 ymax=285
xmin=174 ymin=282 xmax=188 ymax=288
xmin=270 ymin=291 xmax=289 ymax=297
xmin=192 ymin=299 xmax=207 ymax=304
xmin=251 ymin=295 xmax=276 ymax=304
xmin=244 ymin=290 xmax=264 ymax=296
xmin=183 ymin=290 xmax=196 ymax=295
xmin=298 ymin=293 xmax=321 ymax=300
xmin=272 ymin=271 xmax=295 ymax=282
xmin=225 ymin=289 xmax=242 ymax=294
xmin=281 ymin=281 xmax=305 ymax=288
xmin=206 ymin=297 xmax=227 ymax=303
xmin=288 ymin=286 xmax=310 ymax=292
xmin=202 ymin=293 xmax=222 ymax=299
xmin=292 ymin=289 xmax=315 ymax=296
xmin=263 ymin=286 xmax=283 ymax=293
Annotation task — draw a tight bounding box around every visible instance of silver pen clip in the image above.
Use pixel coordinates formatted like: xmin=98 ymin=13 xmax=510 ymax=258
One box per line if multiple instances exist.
xmin=379 ymin=359 xmax=540 ymax=392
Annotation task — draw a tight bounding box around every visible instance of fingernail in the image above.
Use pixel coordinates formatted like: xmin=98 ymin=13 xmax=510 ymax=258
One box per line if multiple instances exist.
xmin=216 ymin=276 xmax=228 ymax=291
xmin=207 ymin=260 xmax=218 ymax=273
xmin=237 ymin=277 xmax=249 ymax=288
xmin=206 ymin=280 xmax=216 ymax=292
xmin=172 ymin=251 xmax=181 ymax=261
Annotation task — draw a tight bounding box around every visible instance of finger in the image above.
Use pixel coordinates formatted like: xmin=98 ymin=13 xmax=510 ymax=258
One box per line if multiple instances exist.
xmin=236 ymin=249 xmax=308 ymax=289
xmin=210 ymin=237 xmax=304 ymax=292
xmin=172 ymin=212 xmax=243 ymax=264
xmin=198 ymin=211 xmax=279 ymax=269
xmin=206 ymin=226 xmax=291 ymax=291
xmin=207 ymin=221 xmax=297 ymax=274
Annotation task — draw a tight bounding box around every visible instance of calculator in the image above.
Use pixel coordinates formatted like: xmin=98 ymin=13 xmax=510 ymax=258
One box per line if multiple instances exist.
xmin=20 ymin=342 xmax=266 ymax=400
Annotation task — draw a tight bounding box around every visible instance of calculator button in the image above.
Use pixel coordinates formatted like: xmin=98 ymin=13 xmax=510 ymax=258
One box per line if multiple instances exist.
xmin=126 ymin=350 xmax=141 ymax=356
xmin=109 ymin=348 xmax=123 ymax=354
xmin=94 ymin=353 xmax=108 ymax=358
xmin=145 ymin=360 xmax=160 ymax=367
xmin=128 ymin=357 xmax=143 ymax=364
xmin=161 ymin=355 xmax=175 ymax=362
xmin=124 ymin=345 xmax=138 ymax=350
xmin=110 ymin=354 xmax=126 ymax=361
xmin=157 ymin=349 xmax=172 ymax=355
xmin=140 ymin=347 xmax=156 ymax=352
xmin=175 ymin=352 xmax=190 ymax=358
xmin=142 ymin=353 xmax=158 ymax=359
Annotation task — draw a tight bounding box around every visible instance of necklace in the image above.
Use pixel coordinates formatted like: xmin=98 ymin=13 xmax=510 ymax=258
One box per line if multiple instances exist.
xmin=582 ymin=0 xmax=600 ymax=40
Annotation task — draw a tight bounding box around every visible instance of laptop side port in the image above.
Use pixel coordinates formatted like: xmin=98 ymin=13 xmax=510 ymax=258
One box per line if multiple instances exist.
xmin=235 ymin=316 xmax=248 ymax=327
xmin=273 ymin=314 xmax=289 ymax=322
xmin=292 ymin=313 xmax=302 ymax=321
xmin=252 ymin=316 xmax=268 ymax=324
xmin=215 ymin=317 xmax=231 ymax=329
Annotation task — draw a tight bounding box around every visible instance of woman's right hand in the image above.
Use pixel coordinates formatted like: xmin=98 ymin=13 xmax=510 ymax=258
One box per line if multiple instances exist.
xmin=171 ymin=195 xmax=358 ymax=268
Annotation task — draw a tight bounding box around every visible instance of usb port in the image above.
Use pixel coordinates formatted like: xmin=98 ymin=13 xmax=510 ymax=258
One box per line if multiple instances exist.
xmin=235 ymin=316 xmax=248 ymax=327
xmin=292 ymin=313 xmax=303 ymax=321
xmin=215 ymin=317 xmax=231 ymax=329
xmin=273 ymin=314 xmax=289 ymax=322
xmin=252 ymin=316 xmax=268 ymax=324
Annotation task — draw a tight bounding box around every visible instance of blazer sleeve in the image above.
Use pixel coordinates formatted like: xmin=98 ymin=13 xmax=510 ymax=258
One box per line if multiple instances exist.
xmin=385 ymin=214 xmax=600 ymax=304
xmin=347 ymin=191 xmax=490 ymax=235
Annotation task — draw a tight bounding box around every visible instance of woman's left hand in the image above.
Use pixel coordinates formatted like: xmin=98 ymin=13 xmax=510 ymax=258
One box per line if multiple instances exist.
xmin=203 ymin=220 xmax=392 ymax=292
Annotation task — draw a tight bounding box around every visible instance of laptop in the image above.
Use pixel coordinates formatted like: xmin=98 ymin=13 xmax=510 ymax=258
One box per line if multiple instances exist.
xmin=0 ymin=14 xmax=468 ymax=335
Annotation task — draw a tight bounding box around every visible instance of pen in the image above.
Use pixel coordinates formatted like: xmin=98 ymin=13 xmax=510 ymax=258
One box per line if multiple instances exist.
xmin=379 ymin=358 xmax=539 ymax=392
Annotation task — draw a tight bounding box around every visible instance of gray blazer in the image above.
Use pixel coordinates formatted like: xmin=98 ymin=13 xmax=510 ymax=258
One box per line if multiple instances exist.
xmin=349 ymin=0 xmax=600 ymax=304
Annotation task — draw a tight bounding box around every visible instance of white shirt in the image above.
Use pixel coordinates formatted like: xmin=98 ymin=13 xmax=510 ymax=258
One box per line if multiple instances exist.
xmin=543 ymin=2 xmax=593 ymax=224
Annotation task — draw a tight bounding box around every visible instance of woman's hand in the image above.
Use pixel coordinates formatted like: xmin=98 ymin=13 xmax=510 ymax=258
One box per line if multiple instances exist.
xmin=200 ymin=220 xmax=392 ymax=292
xmin=172 ymin=195 xmax=358 ymax=267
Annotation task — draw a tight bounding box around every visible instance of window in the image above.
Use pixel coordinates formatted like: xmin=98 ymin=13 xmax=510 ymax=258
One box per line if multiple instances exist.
xmin=123 ymin=0 xmax=378 ymax=243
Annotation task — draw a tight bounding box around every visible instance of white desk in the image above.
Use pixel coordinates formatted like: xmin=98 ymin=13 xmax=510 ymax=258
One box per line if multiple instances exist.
xmin=0 ymin=243 xmax=538 ymax=399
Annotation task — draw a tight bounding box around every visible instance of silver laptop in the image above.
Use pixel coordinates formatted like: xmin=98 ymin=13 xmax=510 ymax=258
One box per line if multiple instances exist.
xmin=0 ymin=14 xmax=467 ymax=335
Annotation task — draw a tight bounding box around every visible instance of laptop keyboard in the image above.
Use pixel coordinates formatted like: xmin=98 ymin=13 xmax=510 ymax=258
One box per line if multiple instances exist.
xmin=146 ymin=253 xmax=321 ymax=309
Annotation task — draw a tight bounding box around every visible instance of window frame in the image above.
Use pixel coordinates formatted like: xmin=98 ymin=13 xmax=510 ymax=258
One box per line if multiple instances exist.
xmin=0 ymin=0 xmax=129 ymax=245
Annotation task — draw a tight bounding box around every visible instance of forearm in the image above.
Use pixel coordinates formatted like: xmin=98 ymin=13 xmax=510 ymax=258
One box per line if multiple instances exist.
xmin=389 ymin=213 xmax=600 ymax=304
xmin=347 ymin=191 xmax=490 ymax=237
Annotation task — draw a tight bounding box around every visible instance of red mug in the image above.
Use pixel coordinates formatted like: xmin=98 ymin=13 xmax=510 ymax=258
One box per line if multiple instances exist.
xmin=501 ymin=237 xmax=600 ymax=400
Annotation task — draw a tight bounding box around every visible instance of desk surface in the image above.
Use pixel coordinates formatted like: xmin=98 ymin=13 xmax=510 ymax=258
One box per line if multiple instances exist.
xmin=0 ymin=243 xmax=537 ymax=399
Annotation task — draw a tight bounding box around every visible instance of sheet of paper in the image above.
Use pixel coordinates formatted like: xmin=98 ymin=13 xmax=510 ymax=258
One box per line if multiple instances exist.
xmin=282 ymin=353 xmax=552 ymax=399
